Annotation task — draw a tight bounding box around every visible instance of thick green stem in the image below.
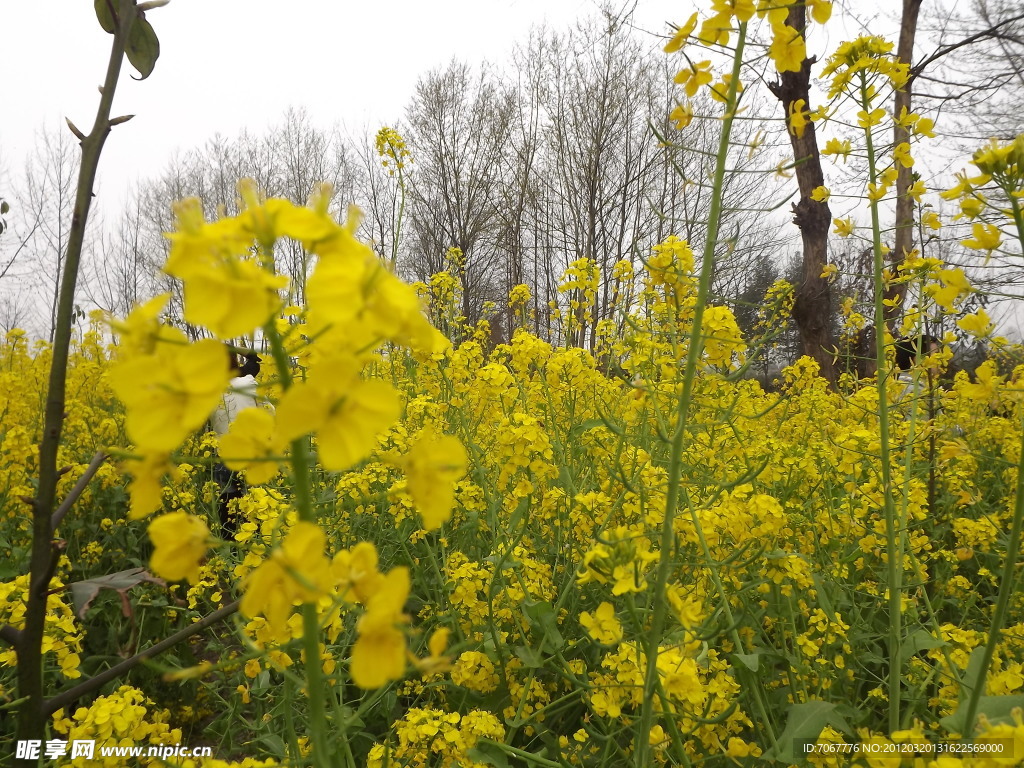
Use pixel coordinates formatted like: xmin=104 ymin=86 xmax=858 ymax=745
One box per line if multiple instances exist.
xmin=635 ymin=22 xmax=777 ymax=768
xmin=264 ymin=322 xmax=334 ymax=768
xmin=477 ymin=740 xmax=562 ymax=768
xmin=14 ymin=1 xmax=134 ymax=756
xmin=390 ymin=164 xmax=406 ymax=271
xmin=860 ymin=75 xmax=903 ymax=733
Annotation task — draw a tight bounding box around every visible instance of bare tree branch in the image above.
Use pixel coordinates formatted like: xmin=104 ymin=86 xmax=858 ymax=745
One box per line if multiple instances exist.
xmin=42 ymin=600 xmax=240 ymax=717
xmin=51 ymin=451 xmax=108 ymax=531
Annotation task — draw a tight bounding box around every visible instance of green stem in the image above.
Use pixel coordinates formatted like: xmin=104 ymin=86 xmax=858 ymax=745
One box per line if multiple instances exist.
xmin=265 ymin=321 xmax=334 ymax=768
xmin=15 ymin=0 xmax=134 ymax=755
xmin=635 ymin=22 xmax=779 ymax=768
xmin=390 ymin=163 xmax=406 ymax=272
xmin=860 ymin=74 xmax=903 ymax=734
xmin=477 ymin=740 xmax=562 ymax=768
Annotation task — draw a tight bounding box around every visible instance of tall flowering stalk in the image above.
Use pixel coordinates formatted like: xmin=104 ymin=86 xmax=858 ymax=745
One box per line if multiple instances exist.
xmin=375 ymin=126 xmax=413 ymax=271
xmin=108 ymin=182 xmax=465 ymax=767
xmin=637 ymin=1 xmax=821 ymax=762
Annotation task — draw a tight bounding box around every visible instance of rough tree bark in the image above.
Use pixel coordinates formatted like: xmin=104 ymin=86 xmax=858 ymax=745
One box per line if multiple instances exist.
xmin=887 ymin=0 xmax=925 ymax=328
xmin=767 ymin=3 xmax=838 ymax=385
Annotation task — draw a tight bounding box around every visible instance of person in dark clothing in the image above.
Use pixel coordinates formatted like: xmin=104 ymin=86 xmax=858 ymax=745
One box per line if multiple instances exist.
xmin=893 ymin=334 xmax=942 ymax=407
xmin=895 ymin=334 xmax=941 ymax=373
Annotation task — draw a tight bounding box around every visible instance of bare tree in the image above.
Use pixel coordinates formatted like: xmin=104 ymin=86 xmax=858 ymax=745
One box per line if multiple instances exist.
xmin=84 ymin=194 xmax=154 ymax=318
xmin=404 ymin=60 xmax=516 ymax=329
xmin=497 ymin=28 xmax=549 ymax=337
xmin=522 ymin=10 xmax=683 ymax=348
xmin=916 ymin=0 xmax=1024 ymax=143
xmin=18 ymin=126 xmax=82 ymax=341
xmin=122 ymin=108 xmax=357 ymax=326
xmin=0 ymin=290 xmax=33 ymax=334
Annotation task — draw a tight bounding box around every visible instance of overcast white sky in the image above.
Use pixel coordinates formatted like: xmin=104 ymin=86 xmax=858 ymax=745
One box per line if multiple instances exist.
xmin=0 ymin=0 xmax=685 ymax=212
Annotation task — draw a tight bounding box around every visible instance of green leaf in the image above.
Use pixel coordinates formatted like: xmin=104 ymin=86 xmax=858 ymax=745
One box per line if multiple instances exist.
xmin=125 ymin=15 xmax=160 ymax=79
xmin=0 ymin=563 xmax=19 ymax=580
xmin=899 ymin=628 xmax=947 ymax=664
xmin=0 ymin=200 xmax=9 ymax=215
xmin=513 ymin=645 xmax=545 ymax=669
xmin=523 ymin=600 xmax=564 ymax=652
xmin=960 ymin=647 xmax=987 ymax=703
xmin=761 ymin=699 xmax=836 ymax=763
xmin=811 ymin=572 xmax=837 ymax=619
xmin=940 ymin=694 xmax=1024 ymax=736
xmin=570 ymin=417 xmax=623 ymax=437
xmin=733 ymin=652 xmax=762 ymax=672
xmin=466 ymin=744 xmax=510 ymax=768
xmin=257 ymin=734 xmax=286 ymax=756
xmin=94 ymin=0 xmax=116 ymax=33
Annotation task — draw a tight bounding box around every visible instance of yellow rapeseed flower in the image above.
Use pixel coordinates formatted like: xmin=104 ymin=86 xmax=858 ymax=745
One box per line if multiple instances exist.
xmin=121 ymin=451 xmax=176 ymax=520
xmin=274 ymin=353 xmax=401 ymax=472
xmin=708 ymin=73 xmax=743 ymax=104
xmin=669 ymin=102 xmax=695 ymax=130
xmin=173 ymin=257 xmax=288 ymax=340
xmin=106 ymin=293 xmax=173 ymax=357
xmin=807 ymin=0 xmax=832 ymax=24
xmin=148 ymin=512 xmax=211 ymax=584
xmin=394 ymin=428 xmax=468 ymax=530
xmin=164 ymin=196 xmax=289 ymax=339
xmin=663 ymin=12 xmax=698 ymax=53
xmin=822 ymin=137 xmax=852 ymax=161
xmin=240 ymin=522 xmax=332 ymax=637
xmin=350 ymin=567 xmax=410 ymax=688
xmin=961 ymin=222 xmax=1002 ymax=252
xmin=110 ymin=338 xmax=229 ymax=452
xmin=857 ymin=108 xmax=886 ymax=128
xmin=415 ymin=627 xmax=452 ymax=675
xmin=697 ymin=13 xmax=732 ymax=46
xmin=673 ymin=60 xmax=714 ymax=99
xmin=218 ymin=408 xmax=279 ymax=485
xmin=768 ymin=23 xmax=806 ymax=74
xmin=788 ymin=99 xmax=810 ymax=138
xmin=579 ymin=602 xmax=623 ymax=645
xmin=958 ymin=308 xmax=994 ymax=338
xmin=712 ymin=0 xmax=755 ymax=22
xmin=892 ymin=141 xmax=914 ymax=168
xmin=333 ymin=541 xmax=385 ymax=605
xmin=833 ymin=218 xmax=855 ymax=237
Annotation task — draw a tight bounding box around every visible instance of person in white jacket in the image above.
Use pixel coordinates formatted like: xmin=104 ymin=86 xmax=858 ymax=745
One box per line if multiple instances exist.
xmin=210 ymin=352 xmax=260 ymax=436
xmin=210 ymin=348 xmax=263 ymax=536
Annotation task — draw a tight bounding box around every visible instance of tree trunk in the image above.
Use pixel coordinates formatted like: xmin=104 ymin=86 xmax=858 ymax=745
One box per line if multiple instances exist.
xmin=887 ymin=0 xmax=925 ymax=327
xmin=768 ymin=3 xmax=837 ymax=385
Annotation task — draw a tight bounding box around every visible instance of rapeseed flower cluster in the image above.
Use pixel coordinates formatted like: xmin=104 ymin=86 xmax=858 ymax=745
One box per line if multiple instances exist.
xmin=0 ymin=574 xmax=82 ymax=680
xmin=2 ymin=207 xmax=1023 ymax=762
xmin=51 ymin=685 xmax=182 ymax=767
